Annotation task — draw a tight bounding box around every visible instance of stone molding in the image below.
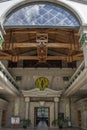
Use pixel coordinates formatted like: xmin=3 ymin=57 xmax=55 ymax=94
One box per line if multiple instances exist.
xmin=25 ymin=97 xmax=30 ymax=102
xmin=22 ymin=88 xmax=62 ymax=97
xmin=54 ymin=97 xmax=59 ymax=102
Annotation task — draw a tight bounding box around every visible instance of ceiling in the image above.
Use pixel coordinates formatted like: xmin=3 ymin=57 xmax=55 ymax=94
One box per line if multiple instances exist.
xmin=0 ymin=27 xmax=83 ymax=67
xmin=0 ymin=27 xmax=84 ymax=99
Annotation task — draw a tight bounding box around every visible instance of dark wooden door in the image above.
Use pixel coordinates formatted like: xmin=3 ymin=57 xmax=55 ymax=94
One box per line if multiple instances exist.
xmin=78 ymin=110 xmax=81 ymax=127
xmin=34 ymin=107 xmax=37 ymax=127
xmin=2 ymin=110 xmax=6 ymax=127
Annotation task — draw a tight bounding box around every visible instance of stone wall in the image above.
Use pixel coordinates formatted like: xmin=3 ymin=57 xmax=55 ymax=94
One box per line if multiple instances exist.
xmin=59 ymin=98 xmax=78 ymax=128
xmin=8 ymin=68 xmax=75 ymax=91
xmin=6 ymin=99 xmax=14 ymax=127
xmin=5 ymin=97 xmax=82 ymax=128
xmin=0 ymin=98 xmax=8 ymax=128
xmin=30 ymin=102 xmax=54 ymax=127
xmin=71 ymin=102 xmax=78 ymax=127
xmin=75 ymin=99 xmax=87 ymax=129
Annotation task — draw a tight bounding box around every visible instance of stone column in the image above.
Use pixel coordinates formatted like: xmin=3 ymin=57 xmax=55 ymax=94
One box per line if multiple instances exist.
xmin=54 ymin=97 xmax=59 ymax=120
xmin=25 ymin=97 xmax=30 ymax=119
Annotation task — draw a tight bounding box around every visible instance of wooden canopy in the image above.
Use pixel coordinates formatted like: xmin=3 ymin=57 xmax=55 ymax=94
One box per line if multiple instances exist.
xmin=0 ymin=27 xmax=83 ymax=63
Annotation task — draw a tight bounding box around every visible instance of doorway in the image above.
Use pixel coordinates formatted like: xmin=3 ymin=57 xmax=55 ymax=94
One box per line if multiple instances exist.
xmin=77 ymin=110 xmax=81 ymax=127
xmin=34 ymin=107 xmax=50 ymax=127
xmin=2 ymin=110 xmax=6 ymax=127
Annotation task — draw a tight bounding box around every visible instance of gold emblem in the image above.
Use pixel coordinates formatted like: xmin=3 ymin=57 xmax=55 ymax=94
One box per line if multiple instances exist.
xmin=35 ymin=77 xmax=49 ymax=91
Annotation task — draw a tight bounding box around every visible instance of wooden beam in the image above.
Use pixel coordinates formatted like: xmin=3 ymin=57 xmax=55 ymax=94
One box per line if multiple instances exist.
xmin=48 ymin=43 xmax=71 ymax=49
xmin=0 ymin=51 xmax=10 ymax=56
xmin=72 ymin=56 xmax=83 ymax=61
xmin=2 ymin=43 xmax=79 ymax=50
xmin=19 ymin=56 xmax=38 ymax=60
xmin=47 ymin=56 xmax=67 ymax=61
xmin=47 ymin=56 xmax=83 ymax=62
xmin=12 ymin=31 xmax=37 ymax=34
xmin=10 ymin=30 xmax=79 ymax=35
xmin=0 ymin=56 xmax=12 ymax=60
xmin=0 ymin=55 xmax=83 ymax=62
xmin=73 ymin=53 xmax=83 ymax=57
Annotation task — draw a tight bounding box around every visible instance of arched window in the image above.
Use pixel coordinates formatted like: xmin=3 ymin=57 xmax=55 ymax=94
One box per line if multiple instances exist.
xmin=4 ymin=3 xmax=80 ymax=27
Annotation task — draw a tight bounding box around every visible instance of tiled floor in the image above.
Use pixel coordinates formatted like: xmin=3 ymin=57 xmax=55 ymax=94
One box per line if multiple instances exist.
xmin=0 ymin=122 xmax=82 ymax=130
xmin=37 ymin=121 xmax=48 ymax=128
xmin=0 ymin=128 xmax=82 ymax=130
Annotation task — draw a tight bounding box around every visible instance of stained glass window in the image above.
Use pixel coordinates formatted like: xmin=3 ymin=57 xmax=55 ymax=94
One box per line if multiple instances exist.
xmin=4 ymin=3 xmax=80 ymax=27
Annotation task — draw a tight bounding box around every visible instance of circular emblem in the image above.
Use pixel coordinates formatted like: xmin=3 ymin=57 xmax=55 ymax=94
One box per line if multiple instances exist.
xmin=35 ymin=77 xmax=49 ymax=91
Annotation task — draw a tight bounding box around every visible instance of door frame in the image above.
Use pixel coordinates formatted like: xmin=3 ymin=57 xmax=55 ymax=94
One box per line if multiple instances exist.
xmin=77 ymin=110 xmax=81 ymax=127
xmin=34 ymin=107 xmax=50 ymax=127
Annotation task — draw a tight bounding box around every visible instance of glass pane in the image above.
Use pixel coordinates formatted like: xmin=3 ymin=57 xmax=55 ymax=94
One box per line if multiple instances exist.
xmin=4 ymin=3 xmax=80 ymax=27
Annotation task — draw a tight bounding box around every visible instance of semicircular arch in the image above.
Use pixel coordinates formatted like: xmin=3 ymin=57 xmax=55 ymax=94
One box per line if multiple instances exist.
xmin=1 ymin=0 xmax=83 ymax=27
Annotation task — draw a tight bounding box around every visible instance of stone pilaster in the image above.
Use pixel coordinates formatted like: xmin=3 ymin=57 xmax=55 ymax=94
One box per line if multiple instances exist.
xmin=81 ymin=103 xmax=87 ymax=129
xmin=54 ymin=97 xmax=59 ymax=120
xmin=25 ymin=97 xmax=30 ymax=119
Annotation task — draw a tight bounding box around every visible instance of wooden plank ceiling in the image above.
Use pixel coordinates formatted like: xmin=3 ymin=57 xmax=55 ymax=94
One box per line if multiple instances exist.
xmin=0 ymin=27 xmax=83 ymax=62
